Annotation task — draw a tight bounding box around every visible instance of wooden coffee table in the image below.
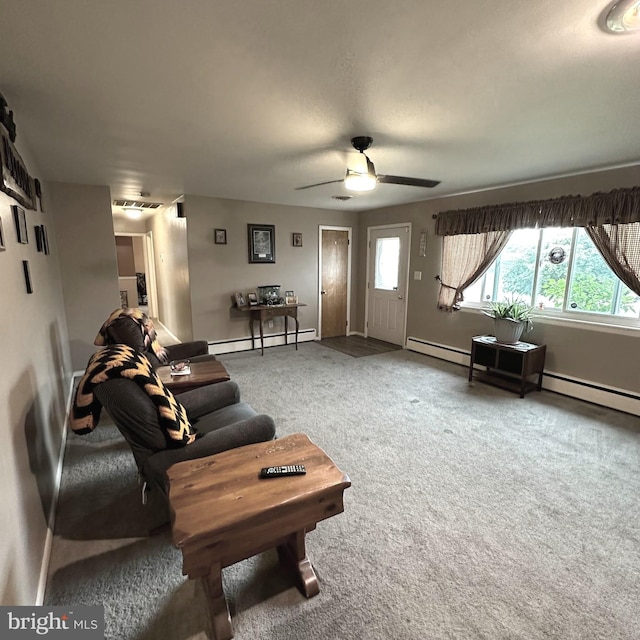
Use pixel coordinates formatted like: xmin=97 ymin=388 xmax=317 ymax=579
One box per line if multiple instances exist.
xmin=167 ymin=433 xmax=351 ymax=640
xmin=157 ymin=359 xmax=230 ymax=394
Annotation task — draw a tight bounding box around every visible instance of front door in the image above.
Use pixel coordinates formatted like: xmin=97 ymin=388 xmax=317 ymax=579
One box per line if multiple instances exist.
xmin=320 ymin=228 xmax=350 ymax=338
xmin=366 ymin=225 xmax=410 ymax=345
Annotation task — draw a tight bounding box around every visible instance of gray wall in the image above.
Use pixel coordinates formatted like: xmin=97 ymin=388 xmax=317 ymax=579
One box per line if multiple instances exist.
xmin=50 ymin=183 xmax=120 ymax=371
xmin=358 ymin=165 xmax=640 ymax=393
xmin=184 ymin=195 xmax=360 ymax=344
xmin=1 ymin=165 xmax=73 ymax=603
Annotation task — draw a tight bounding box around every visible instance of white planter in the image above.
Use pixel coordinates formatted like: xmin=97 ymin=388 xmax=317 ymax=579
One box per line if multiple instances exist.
xmin=493 ymin=318 xmax=526 ymax=344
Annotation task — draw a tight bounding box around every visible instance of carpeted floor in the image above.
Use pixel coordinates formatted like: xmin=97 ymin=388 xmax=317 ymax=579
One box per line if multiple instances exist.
xmin=46 ymin=343 xmax=640 ymax=639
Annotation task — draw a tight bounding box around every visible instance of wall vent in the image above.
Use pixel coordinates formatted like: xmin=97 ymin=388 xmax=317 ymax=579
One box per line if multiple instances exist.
xmin=113 ymin=199 xmax=163 ymax=209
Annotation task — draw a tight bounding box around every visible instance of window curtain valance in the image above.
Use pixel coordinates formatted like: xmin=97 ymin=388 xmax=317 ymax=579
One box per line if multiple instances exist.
xmin=434 ymin=187 xmax=640 ymax=236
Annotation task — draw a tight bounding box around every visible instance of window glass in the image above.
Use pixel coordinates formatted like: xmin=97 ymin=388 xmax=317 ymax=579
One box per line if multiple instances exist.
xmin=536 ymin=228 xmax=573 ymax=310
xmin=374 ymin=237 xmax=400 ymax=290
xmin=494 ymin=229 xmax=538 ymax=303
xmin=617 ymin=283 xmax=640 ymax=318
xmin=462 ymin=226 xmax=640 ymax=323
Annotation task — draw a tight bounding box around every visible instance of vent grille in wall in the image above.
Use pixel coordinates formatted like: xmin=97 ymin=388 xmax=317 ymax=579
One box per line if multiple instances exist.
xmin=113 ymin=200 xmax=163 ymax=209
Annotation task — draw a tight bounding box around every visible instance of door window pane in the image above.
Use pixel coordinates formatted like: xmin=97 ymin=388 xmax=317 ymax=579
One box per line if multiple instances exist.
xmin=375 ymin=237 xmax=400 ymax=290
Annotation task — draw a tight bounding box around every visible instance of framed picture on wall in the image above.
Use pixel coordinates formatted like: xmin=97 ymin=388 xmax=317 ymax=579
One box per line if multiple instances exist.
xmin=214 ymin=228 xmax=227 ymax=244
xmin=248 ymin=224 xmax=275 ymax=263
xmin=41 ymin=225 xmax=50 ymax=255
xmin=23 ymin=260 xmax=33 ymax=293
xmin=0 ymin=217 xmax=5 ymax=251
xmin=13 ymin=205 xmax=28 ymax=244
xmin=35 ymin=225 xmax=44 ymax=252
xmin=292 ymin=232 xmax=302 ymax=247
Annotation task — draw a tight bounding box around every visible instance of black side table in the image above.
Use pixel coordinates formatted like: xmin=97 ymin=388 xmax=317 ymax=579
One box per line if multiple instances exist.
xmin=468 ymin=335 xmax=546 ymax=398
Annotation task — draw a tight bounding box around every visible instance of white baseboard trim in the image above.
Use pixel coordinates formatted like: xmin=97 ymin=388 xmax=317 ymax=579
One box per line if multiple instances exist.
xmin=36 ymin=373 xmax=76 ymax=605
xmin=406 ymin=336 xmax=640 ymax=417
xmin=348 ymin=331 xmax=366 ymax=337
xmin=156 ymin=320 xmax=180 ymax=345
xmin=208 ymin=329 xmax=317 ymax=355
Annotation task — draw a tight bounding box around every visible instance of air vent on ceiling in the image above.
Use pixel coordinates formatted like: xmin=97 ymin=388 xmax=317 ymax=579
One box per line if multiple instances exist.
xmin=332 ymin=195 xmax=353 ymax=201
xmin=113 ymin=199 xmax=163 ymax=209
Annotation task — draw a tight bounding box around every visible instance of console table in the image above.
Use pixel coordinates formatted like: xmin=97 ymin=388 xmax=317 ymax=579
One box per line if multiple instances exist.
xmin=237 ymin=303 xmax=306 ymax=356
xmin=468 ymin=335 xmax=546 ymax=398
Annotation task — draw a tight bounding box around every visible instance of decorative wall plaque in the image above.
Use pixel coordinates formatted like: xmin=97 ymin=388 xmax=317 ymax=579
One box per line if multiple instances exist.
xmin=0 ymin=123 xmax=35 ymax=210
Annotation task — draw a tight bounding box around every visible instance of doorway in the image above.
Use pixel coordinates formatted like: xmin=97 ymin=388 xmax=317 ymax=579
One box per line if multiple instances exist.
xmin=114 ymin=231 xmax=158 ymax=318
xmin=318 ymin=226 xmax=352 ymax=338
xmin=365 ymin=223 xmax=411 ymax=346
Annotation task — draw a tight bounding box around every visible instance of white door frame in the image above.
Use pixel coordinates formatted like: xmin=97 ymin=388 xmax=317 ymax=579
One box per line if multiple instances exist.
xmin=115 ymin=231 xmax=158 ymax=318
xmin=365 ymin=222 xmax=411 ymax=345
xmin=318 ymin=225 xmax=352 ymax=339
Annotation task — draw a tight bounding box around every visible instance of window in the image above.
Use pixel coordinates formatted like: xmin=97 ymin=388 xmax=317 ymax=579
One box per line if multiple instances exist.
xmin=374 ymin=237 xmax=400 ymax=291
xmin=463 ymin=228 xmax=640 ymax=321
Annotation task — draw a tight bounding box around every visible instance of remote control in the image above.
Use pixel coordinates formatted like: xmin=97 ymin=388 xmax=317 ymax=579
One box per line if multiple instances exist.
xmin=259 ymin=465 xmax=306 ymax=478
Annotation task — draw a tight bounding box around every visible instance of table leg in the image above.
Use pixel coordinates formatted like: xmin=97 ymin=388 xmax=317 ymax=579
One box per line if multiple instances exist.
xmin=277 ymin=529 xmax=319 ymax=598
xmin=249 ymin=316 xmax=255 ymax=351
xmin=293 ymin=314 xmax=299 ymax=350
xmin=202 ymin=562 xmax=233 ymax=640
xmin=285 ymin=315 xmax=288 ymax=345
xmin=259 ymin=319 xmax=264 ymax=356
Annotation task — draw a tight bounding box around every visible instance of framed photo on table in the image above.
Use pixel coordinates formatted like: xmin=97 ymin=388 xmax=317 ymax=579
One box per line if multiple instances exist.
xmin=248 ymin=224 xmax=275 ymax=263
xmin=234 ymin=292 xmax=247 ymax=308
xmin=247 ymin=292 xmax=258 ymax=306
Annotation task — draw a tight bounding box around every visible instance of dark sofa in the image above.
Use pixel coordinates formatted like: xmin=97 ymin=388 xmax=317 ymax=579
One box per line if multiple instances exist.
xmin=94 ymin=379 xmax=276 ymax=500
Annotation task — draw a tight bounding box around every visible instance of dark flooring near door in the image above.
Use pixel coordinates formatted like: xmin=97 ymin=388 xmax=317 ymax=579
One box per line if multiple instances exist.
xmin=318 ymin=335 xmax=402 ymax=357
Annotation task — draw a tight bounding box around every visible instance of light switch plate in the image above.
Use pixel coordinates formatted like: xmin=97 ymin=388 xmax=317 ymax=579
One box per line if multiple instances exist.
xmin=414 ymin=271 xmax=422 ymax=280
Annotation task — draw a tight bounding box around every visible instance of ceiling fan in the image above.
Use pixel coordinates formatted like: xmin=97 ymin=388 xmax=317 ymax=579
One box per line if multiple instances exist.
xmin=296 ymin=136 xmax=440 ymax=192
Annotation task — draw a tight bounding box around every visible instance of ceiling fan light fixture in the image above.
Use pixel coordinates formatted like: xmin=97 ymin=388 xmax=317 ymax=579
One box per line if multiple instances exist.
xmin=344 ymin=152 xmax=377 ymax=191
xmin=606 ymin=0 xmax=640 ymax=32
xmin=344 ymin=168 xmax=377 ymax=191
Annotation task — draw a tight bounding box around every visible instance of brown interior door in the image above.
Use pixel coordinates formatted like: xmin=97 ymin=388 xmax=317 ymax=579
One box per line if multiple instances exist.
xmin=321 ymin=229 xmax=349 ymax=338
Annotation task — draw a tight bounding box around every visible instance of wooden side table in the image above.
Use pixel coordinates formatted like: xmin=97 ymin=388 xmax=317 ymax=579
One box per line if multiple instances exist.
xmin=157 ymin=359 xmax=231 ymax=394
xmin=237 ymin=303 xmax=306 ymax=356
xmin=468 ymin=335 xmax=546 ymax=398
xmin=167 ymin=433 xmax=351 ymax=640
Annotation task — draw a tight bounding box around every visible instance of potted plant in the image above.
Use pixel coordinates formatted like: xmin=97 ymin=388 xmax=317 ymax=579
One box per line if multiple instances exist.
xmin=483 ymin=297 xmax=535 ymax=344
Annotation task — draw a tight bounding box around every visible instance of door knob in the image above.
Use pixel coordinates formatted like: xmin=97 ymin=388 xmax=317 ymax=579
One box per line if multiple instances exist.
xmin=398 ymin=295 xmax=404 ymax=299
xmin=321 ymin=290 xmax=327 ymax=295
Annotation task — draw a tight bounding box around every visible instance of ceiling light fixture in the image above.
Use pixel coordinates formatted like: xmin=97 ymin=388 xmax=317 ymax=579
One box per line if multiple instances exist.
xmin=124 ymin=207 xmax=143 ymax=220
xmin=606 ymin=0 xmax=640 ymax=33
xmin=343 ymin=152 xmax=377 ymax=192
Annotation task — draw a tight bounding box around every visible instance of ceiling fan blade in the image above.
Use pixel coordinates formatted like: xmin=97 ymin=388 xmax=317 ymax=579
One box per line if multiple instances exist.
xmin=295 ymin=179 xmax=343 ymax=191
xmin=377 ymin=174 xmax=440 ymax=188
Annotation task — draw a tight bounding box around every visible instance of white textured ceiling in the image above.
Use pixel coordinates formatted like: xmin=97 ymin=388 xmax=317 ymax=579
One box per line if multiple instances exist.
xmin=0 ymin=0 xmax=638 ymax=214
